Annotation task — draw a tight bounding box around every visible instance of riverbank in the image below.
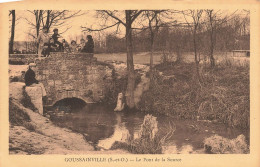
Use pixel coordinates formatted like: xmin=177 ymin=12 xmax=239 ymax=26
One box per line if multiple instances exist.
xmin=9 ymin=99 xmax=129 ymax=154
xmin=139 ymin=59 xmax=250 ymax=130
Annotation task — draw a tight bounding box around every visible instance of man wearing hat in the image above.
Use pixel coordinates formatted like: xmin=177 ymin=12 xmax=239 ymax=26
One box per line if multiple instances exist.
xmin=37 ymin=26 xmax=50 ymax=57
xmin=24 ymin=63 xmax=47 ymax=115
xmin=52 ymin=28 xmax=63 ymax=51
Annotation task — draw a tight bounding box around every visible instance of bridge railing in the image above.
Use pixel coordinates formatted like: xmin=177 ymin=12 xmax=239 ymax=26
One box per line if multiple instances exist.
xmin=9 ymin=52 xmax=95 ymax=64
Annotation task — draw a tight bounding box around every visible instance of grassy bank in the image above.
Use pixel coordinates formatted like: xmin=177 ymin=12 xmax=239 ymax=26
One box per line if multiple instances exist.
xmin=139 ymin=58 xmax=249 ymax=129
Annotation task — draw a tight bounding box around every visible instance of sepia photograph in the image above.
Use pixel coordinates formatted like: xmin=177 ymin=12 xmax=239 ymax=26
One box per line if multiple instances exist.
xmin=7 ymin=9 xmax=251 ymax=155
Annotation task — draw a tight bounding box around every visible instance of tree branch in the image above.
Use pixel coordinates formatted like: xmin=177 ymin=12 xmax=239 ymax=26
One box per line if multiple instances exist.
xmin=81 ymin=22 xmax=120 ymax=32
xmin=101 ymin=10 xmax=126 ymax=27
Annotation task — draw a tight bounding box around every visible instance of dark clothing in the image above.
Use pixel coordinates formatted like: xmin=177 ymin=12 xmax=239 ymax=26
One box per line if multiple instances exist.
xmin=81 ymin=40 xmax=94 ymax=53
xmin=25 ymin=68 xmax=39 ymax=86
xmin=52 ymin=34 xmax=63 ymax=51
xmin=62 ymin=41 xmax=70 ymax=52
xmin=50 ymin=43 xmax=60 ymax=52
xmin=41 ymin=43 xmax=50 ymax=57
xmin=52 ymin=34 xmax=61 ymax=43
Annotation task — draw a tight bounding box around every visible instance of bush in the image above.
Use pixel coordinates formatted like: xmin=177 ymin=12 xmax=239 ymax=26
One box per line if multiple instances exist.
xmin=139 ymin=60 xmax=249 ymax=129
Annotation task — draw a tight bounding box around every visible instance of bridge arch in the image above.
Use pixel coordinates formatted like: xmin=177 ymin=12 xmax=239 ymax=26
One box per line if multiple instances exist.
xmin=52 ymin=96 xmax=94 ymax=107
xmin=52 ymin=97 xmax=88 ymax=111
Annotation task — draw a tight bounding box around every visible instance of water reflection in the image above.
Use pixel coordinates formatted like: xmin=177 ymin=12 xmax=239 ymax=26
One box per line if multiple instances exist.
xmin=98 ymin=112 xmax=130 ymax=149
xmin=48 ymin=103 xmax=249 ymax=152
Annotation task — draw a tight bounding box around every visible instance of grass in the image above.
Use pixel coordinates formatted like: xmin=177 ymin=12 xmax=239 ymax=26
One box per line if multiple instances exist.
xmin=9 ymin=98 xmax=36 ymax=131
xmin=139 ymin=57 xmax=249 ymax=129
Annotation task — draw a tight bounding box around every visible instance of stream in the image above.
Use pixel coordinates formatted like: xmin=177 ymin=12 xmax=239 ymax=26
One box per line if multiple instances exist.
xmin=46 ymin=102 xmax=249 ymax=154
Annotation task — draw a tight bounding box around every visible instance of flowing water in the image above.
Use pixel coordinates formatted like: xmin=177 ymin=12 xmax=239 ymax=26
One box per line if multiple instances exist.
xmin=46 ymin=102 xmax=249 ymax=153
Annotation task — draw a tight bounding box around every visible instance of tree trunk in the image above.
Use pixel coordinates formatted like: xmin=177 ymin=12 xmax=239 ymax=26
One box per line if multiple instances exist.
xmin=209 ymin=30 xmax=215 ymax=67
xmin=193 ymin=26 xmax=202 ymax=83
xmin=209 ymin=14 xmax=215 ymax=67
xmin=175 ymin=45 xmax=183 ymax=63
xmin=36 ymin=10 xmax=43 ymax=38
xmin=45 ymin=10 xmax=50 ymax=32
xmin=150 ymin=32 xmax=154 ymax=70
xmin=9 ymin=10 xmax=15 ymax=54
xmin=125 ymin=10 xmax=135 ymax=109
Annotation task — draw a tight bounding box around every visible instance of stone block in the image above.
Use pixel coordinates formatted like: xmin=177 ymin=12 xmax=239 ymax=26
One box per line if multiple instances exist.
xmin=64 ymin=84 xmax=74 ymax=91
xmin=47 ymin=80 xmax=54 ymax=86
xmin=68 ymin=75 xmax=75 ymax=80
xmin=61 ymin=64 xmax=67 ymax=70
xmin=42 ymin=70 xmax=49 ymax=75
xmin=48 ymin=74 xmax=56 ymax=80
xmin=55 ymin=80 xmax=62 ymax=86
xmin=25 ymin=86 xmax=43 ymax=115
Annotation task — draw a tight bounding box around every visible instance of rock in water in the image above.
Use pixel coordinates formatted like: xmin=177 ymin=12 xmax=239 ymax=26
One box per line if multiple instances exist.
xmin=114 ymin=92 xmax=125 ymax=111
xmin=203 ymin=134 xmax=249 ymax=154
xmin=139 ymin=114 xmax=158 ymax=140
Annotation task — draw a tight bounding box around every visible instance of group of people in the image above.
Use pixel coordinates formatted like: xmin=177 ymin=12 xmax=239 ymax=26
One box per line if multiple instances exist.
xmin=24 ymin=27 xmax=95 ymax=115
xmin=37 ymin=26 xmax=94 ymax=57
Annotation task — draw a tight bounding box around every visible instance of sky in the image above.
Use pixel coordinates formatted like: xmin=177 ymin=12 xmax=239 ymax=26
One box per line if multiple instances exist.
xmin=10 ymin=10 xmax=116 ymax=42
xmin=10 ymin=10 xmax=249 ymax=42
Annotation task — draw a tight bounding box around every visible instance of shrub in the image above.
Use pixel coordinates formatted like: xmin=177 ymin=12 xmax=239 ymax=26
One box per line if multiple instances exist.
xmin=139 ymin=59 xmax=249 ymax=129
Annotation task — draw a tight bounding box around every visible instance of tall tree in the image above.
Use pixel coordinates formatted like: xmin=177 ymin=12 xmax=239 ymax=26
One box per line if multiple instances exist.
xmin=25 ymin=10 xmax=43 ymax=39
xmin=144 ymin=10 xmax=161 ymax=70
xmin=204 ymin=10 xmax=230 ymax=67
xmin=183 ymin=10 xmax=204 ymax=83
xmin=83 ymin=10 xmax=144 ymax=109
xmin=9 ymin=10 xmax=15 ymax=54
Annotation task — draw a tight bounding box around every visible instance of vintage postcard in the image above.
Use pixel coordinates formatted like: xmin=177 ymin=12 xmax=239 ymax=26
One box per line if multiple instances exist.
xmin=0 ymin=0 xmax=260 ymax=167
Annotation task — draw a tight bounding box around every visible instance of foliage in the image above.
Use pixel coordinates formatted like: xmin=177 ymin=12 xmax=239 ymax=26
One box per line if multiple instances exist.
xmin=204 ymin=134 xmax=249 ymax=154
xmin=139 ymin=58 xmax=249 ymax=129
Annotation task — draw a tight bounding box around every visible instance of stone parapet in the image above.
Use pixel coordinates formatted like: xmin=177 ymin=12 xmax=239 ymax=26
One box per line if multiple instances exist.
xmin=34 ymin=52 xmax=114 ymax=105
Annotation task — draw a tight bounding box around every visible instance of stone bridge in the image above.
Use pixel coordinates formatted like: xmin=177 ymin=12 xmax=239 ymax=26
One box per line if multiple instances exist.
xmin=10 ymin=53 xmax=114 ymax=106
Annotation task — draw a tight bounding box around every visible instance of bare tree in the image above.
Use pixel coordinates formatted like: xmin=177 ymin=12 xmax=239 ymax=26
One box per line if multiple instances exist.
xmin=25 ymin=10 xmax=84 ymax=39
xmin=183 ymin=10 xmax=204 ymax=83
xmin=41 ymin=10 xmax=83 ymax=33
xmin=82 ymin=10 xmax=144 ymax=109
xmin=9 ymin=10 xmax=15 ymax=54
xmin=25 ymin=10 xmax=43 ymax=39
xmin=143 ymin=10 xmax=162 ymax=70
xmin=205 ymin=10 xmax=217 ymax=67
xmin=170 ymin=26 xmax=189 ymax=63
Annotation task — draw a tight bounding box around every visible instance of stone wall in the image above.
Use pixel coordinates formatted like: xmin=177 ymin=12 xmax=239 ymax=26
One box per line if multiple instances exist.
xmin=34 ymin=52 xmax=114 ymax=105
xmin=9 ymin=54 xmax=38 ymax=64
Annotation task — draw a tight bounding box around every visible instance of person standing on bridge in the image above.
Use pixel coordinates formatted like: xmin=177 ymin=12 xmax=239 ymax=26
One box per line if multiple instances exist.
xmin=52 ymin=28 xmax=63 ymax=51
xmin=81 ymin=35 xmax=94 ymax=53
xmin=24 ymin=63 xmax=47 ymax=115
xmin=37 ymin=26 xmax=50 ymax=57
